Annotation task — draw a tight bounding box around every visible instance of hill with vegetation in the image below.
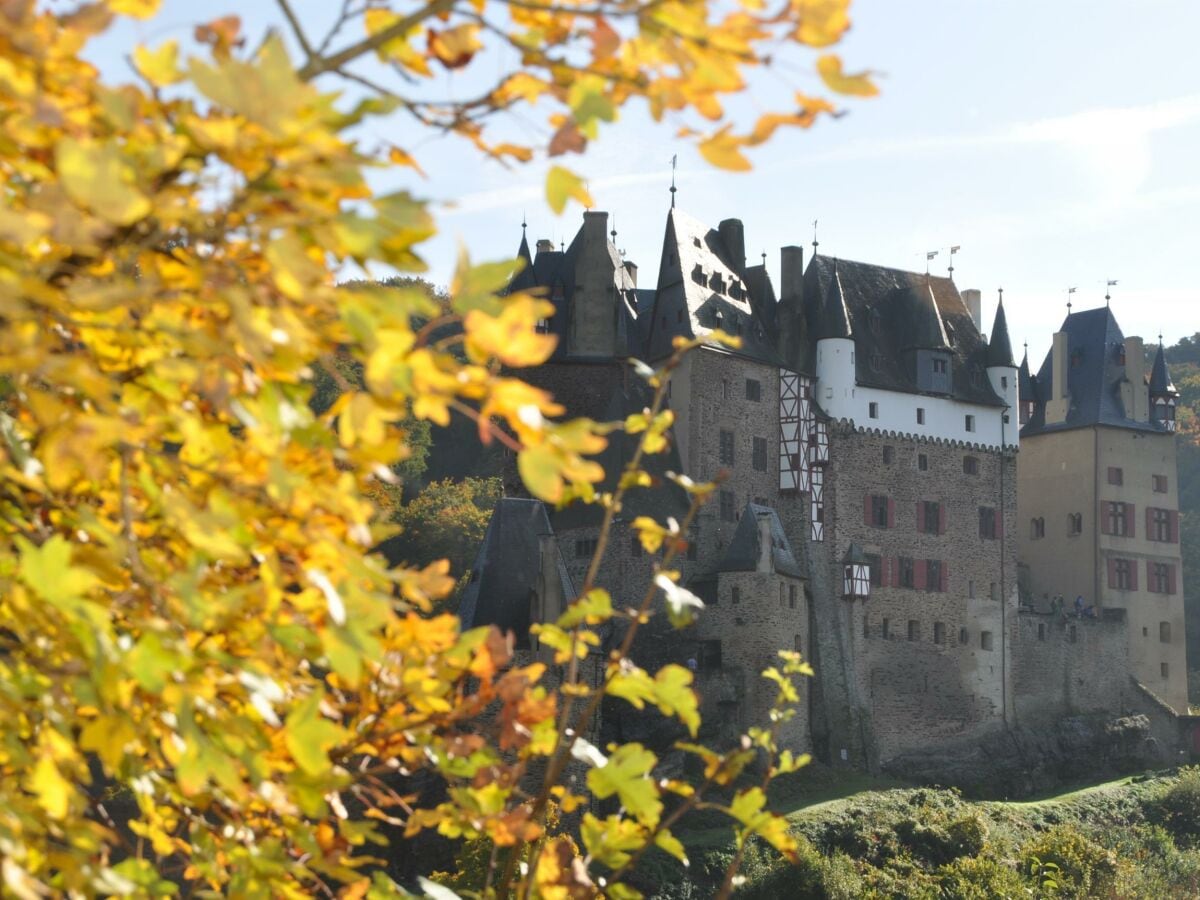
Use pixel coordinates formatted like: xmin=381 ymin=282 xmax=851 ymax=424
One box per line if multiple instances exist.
xmin=641 ymin=766 xmax=1200 ymax=898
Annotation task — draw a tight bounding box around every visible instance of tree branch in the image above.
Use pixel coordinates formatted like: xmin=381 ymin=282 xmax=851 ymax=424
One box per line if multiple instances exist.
xmin=298 ymin=0 xmax=458 ymax=81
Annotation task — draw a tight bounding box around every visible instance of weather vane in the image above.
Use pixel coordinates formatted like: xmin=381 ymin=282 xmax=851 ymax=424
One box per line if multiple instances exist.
xmin=812 ymin=219 xmax=819 ymax=256
xmin=1105 ymin=279 xmax=1118 ymax=304
xmin=669 ymin=155 xmax=677 ymax=209
xmin=1067 ymin=286 xmax=1076 ymax=314
xmin=948 ymin=245 xmax=960 ymax=278
xmin=925 ymin=249 xmax=938 ymax=275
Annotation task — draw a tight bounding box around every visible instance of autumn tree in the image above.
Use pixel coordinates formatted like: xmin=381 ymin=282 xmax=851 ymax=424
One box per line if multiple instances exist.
xmin=0 ymin=1 xmax=872 ymax=896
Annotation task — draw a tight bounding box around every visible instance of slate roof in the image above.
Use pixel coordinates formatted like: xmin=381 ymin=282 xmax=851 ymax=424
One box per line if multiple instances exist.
xmin=1018 ymin=349 xmax=1037 ymax=404
xmin=716 ymin=502 xmax=803 ymax=579
xmin=987 ymin=300 xmax=1015 ymax=368
xmin=1150 ymin=342 xmax=1177 ymax=396
xmin=1021 ymin=305 xmax=1168 ymax=437
xmin=505 ymin=221 xmax=643 ymax=360
xmin=801 ymin=255 xmax=1005 ymax=407
xmin=644 ymin=208 xmax=781 ymax=365
xmin=458 ymin=498 xmax=574 ymax=648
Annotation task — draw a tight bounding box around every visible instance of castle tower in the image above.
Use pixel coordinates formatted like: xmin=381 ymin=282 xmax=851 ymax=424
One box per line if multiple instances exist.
xmin=813 ymin=263 xmax=856 ymax=410
xmin=985 ymin=296 xmax=1019 ymax=441
xmin=1150 ymin=340 xmax=1179 ymax=432
xmin=1017 ymin=306 xmax=1189 ymax=711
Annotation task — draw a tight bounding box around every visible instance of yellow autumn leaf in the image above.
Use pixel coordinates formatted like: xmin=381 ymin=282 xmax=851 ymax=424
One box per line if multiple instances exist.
xmin=698 ymin=128 xmax=752 ymax=171
xmin=793 ymin=0 xmax=852 ymax=47
xmin=545 ymin=166 xmax=593 ymax=215
xmin=108 ymin=0 xmax=162 ymax=18
xmin=428 ymin=24 xmax=483 ymax=69
xmin=54 ymin=137 xmax=151 ymax=225
xmin=29 ymin=756 xmax=72 ymax=820
xmin=365 ymin=8 xmax=432 ymax=76
xmin=132 ymin=40 xmax=181 ymax=86
xmin=816 ymin=54 xmax=879 ymax=97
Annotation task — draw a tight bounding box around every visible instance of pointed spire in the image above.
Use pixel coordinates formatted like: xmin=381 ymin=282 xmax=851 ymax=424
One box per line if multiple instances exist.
xmin=1150 ymin=338 xmax=1177 ymax=397
xmin=1018 ymin=341 xmax=1034 ymax=400
xmin=986 ymin=291 xmax=1015 ymax=367
xmin=517 ymin=216 xmax=532 ymax=266
xmin=816 ymin=259 xmax=853 ymax=339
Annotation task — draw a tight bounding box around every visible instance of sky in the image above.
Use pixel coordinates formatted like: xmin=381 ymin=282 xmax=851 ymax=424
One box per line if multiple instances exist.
xmin=88 ymin=0 xmax=1200 ymax=369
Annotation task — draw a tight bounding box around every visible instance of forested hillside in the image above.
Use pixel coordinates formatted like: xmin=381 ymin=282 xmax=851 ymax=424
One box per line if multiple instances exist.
xmin=1165 ymin=335 xmax=1200 ymax=681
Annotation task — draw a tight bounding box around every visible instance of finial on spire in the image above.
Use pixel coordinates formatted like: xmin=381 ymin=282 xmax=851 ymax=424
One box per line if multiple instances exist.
xmin=1067 ymin=286 xmax=1076 ymax=314
xmin=761 ymin=250 xmax=767 ymax=266
xmin=998 ymin=286 xmax=1004 ymax=305
xmin=925 ymin=249 xmax=938 ymax=275
xmin=560 ymin=239 xmax=565 ymax=252
xmin=611 ymin=215 xmax=617 ymax=243
xmin=812 ymin=219 xmax=819 ymax=256
xmin=521 ymin=212 xmax=527 ymax=232
xmin=669 ymin=155 xmax=677 ymax=209
xmin=948 ymin=245 xmax=960 ymax=278
xmin=1105 ymin=279 xmax=1118 ymax=304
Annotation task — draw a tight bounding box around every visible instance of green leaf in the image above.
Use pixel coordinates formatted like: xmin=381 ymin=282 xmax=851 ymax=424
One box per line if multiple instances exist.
xmin=655 ymin=828 xmax=688 ymax=865
xmin=285 ymin=688 xmax=348 ymax=777
xmin=556 ymin=588 xmax=613 ymax=629
xmin=545 ymin=165 xmax=594 ymax=215
xmin=518 ymin=445 xmax=563 ymax=503
xmin=127 ymin=632 xmax=181 ymax=692
xmin=17 ymin=535 xmax=99 ymax=606
xmin=651 ymin=664 xmax=700 ymax=736
xmin=587 ymin=743 xmax=661 ymax=827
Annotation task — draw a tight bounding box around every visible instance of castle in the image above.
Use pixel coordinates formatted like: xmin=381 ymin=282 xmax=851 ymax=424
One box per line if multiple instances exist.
xmin=455 ymin=205 xmax=1194 ymax=774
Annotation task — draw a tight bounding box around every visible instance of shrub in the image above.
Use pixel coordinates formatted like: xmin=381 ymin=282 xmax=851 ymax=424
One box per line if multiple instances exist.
xmin=1021 ymin=826 xmax=1121 ymax=898
xmin=1150 ymin=766 xmax=1200 ymax=843
xmin=936 ymin=854 xmax=1025 ymax=900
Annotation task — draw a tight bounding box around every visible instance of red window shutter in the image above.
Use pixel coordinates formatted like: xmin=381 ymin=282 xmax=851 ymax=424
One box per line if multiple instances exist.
xmin=864 ymin=494 xmax=872 ymax=526
xmin=940 ymin=561 xmax=949 ymax=592
xmin=1146 ymin=507 xmax=1154 ymax=541
xmin=887 ymin=497 xmax=895 ymax=529
xmin=1126 ymin=504 xmax=1136 ymax=538
xmin=1130 ymin=561 xmax=1139 ymax=592
xmin=1169 ymin=565 xmax=1178 ymax=595
xmin=1170 ymin=510 xmax=1180 ymax=543
xmin=916 ymin=501 xmax=925 ymax=533
xmin=1107 ymin=557 xmax=1116 ymax=588
xmin=914 ymin=560 xmax=927 ymax=591
xmin=939 ymin=504 xmax=947 ymax=535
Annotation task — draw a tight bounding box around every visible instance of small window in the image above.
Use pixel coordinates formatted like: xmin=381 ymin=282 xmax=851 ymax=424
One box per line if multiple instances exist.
xmin=1068 ymin=512 xmax=1082 ymax=536
xmin=1151 ymin=508 xmax=1171 ymax=542
xmin=1108 ymin=466 xmax=1123 ymax=486
xmin=908 ymin=620 xmax=920 ymax=641
xmin=959 ymin=627 xmax=969 ymax=645
xmin=964 ymin=414 xmax=976 ymax=433
xmin=1001 ymin=375 xmax=1009 ymax=390
xmin=1114 ymin=558 xmax=1133 ymax=590
xmin=745 ymin=379 xmax=762 ymax=402
xmin=883 ymin=446 xmax=894 ymax=464
xmin=575 ymin=537 xmax=599 ymax=558
xmin=963 ymin=456 xmax=979 ymax=475
xmin=1105 ymin=501 xmax=1129 ymax=536
xmin=1031 ymin=517 xmax=1045 ymax=540
xmin=932 ymin=358 xmax=948 ymax=375
xmin=870 ymin=494 xmax=890 ymax=528
xmin=898 ymin=556 xmax=915 ymax=589
xmin=720 ymin=490 xmax=735 ymax=522
xmin=719 ymin=429 xmax=735 ymax=466
xmin=981 ymin=631 xmax=994 ymax=651
xmin=869 ymin=401 xmax=879 ymax=419
xmin=918 ymin=454 xmax=928 ymax=471
xmin=731 ymin=586 xmax=741 ymax=605
xmin=1160 ymin=622 xmax=1172 ymax=643
xmin=789 ymin=584 xmax=797 ymax=609
xmin=1037 ymin=623 xmax=1045 ymax=641
xmin=1153 ymin=474 xmax=1168 ymax=493
xmin=968 ymin=580 xmax=976 ymax=599
xmin=870 ymin=354 xmax=883 ymax=371
xmin=926 ymin=559 xmax=942 ymax=592
xmin=916 ymin=407 xmax=926 ymax=425
xmin=721 ymin=379 xmax=730 ymax=400
xmin=752 ymin=436 xmax=768 ymax=471
xmin=990 ymin=582 xmax=998 ymax=601
xmin=979 ymin=507 xmax=998 ymax=540
xmin=921 ymin=501 xmax=940 ymax=534
xmin=1151 ymin=562 xmax=1172 ymax=593
xmin=1162 ymin=662 xmax=1170 ymax=679
xmin=934 ymin=622 xmax=945 ymax=645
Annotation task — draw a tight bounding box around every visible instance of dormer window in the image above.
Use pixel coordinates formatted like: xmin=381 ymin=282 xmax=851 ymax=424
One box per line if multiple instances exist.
xmin=709 ymin=272 xmax=725 ymax=293
xmin=692 ymin=264 xmax=706 ymax=285
xmin=869 ymin=309 xmax=882 ymax=334
xmin=870 ymin=354 xmax=883 ymax=372
xmin=729 ymin=282 xmax=743 ymax=300
xmin=932 ymin=358 xmax=948 ymax=375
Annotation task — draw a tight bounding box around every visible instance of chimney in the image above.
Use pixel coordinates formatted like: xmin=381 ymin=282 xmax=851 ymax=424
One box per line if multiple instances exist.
xmin=582 ymin=209 xmax=608 ymax=243
xmin=1124 ymin=336 xmax=1148 ymax=421
xmin=536 ymin=534 xmax=562 ymax=630
xmin=780 ymin=245 xmax=804 ymax=303
xmin=623 ymin=260 xmax=638 ymax=288
xmin=961 ymin=289 xmax=982 ymax=331
xmin=1046 ymin=330 xmax=1070 ymax=424
xmin=718 ymin=218 xmax=746 ymax=273
xmin=536 ymin=239 xmax=554 ymax=255
xmin=756 ymin=511 xmax=774 ymax=574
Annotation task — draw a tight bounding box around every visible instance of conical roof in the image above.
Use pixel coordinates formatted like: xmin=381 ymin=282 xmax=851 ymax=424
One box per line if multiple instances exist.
xmin=717 ymin=502 xmax=803 ymax=578
xmin=1018 ymin=349 xmax=1035 ymax=403
xmin=1150 ymin=341 xmax=1177 ymax=396
xmin=815 ymin=264 xmax=853 ymax=340
xmin=987 ymin=299 xmax=1015 ymax=367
